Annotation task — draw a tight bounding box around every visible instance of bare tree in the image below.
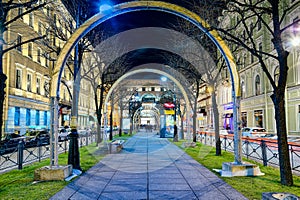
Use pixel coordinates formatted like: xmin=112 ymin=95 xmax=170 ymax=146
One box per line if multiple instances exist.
xmin=81 ymin=41 xmax=129 ymax=144
xmin=199 ymin=0 xmax=300 ymax=185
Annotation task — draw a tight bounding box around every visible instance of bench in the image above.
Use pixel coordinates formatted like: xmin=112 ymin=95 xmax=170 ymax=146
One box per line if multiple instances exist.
xmin=109 ymin=140 xmax=125 ymax=153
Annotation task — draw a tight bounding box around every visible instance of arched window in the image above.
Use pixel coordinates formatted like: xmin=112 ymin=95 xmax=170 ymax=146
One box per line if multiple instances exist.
xmin=255 ymin=75 xmax=261 ymax=95
xmin=274 ymin=66 xmax=279 ymax=86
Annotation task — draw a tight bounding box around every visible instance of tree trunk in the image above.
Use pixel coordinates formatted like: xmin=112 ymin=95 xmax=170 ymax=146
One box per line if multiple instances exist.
xmin=271 ymin=90 xmax=293 ymax=186
xmin=119 ymin=99 xmax=123 ymax=137
xmin=211 ymin=92 xmax=221 ymax=156
xmin=180 ymin=115 xmax=184 ymax=139
xmin=192 ymin=101 xmax=197 ymax=142
xmin=0 ymin=72 xmax=6 ymax=141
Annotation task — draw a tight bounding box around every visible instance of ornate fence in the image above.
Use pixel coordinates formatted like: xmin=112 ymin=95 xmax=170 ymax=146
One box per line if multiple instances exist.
xmin=0 ymin=133 xmax=97 ymax=173
xmin=197 ymin=132 xmax=300 ymax=173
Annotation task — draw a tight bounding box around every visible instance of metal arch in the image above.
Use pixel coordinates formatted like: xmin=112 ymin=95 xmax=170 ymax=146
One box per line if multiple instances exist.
xmin=51 ymin=1 xmax=239 ymax=98
xmin=104 ymin=68 xmax=192 ymax=139
xmin=51 ymin=1 xmax=242 ymax=162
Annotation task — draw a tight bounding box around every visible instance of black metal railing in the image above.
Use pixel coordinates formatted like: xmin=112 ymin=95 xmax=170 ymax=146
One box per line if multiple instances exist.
xmin=0 ymin=133 xmax=97 ymax=172
xmin=196 ymin=132 xmax=300 ymax=173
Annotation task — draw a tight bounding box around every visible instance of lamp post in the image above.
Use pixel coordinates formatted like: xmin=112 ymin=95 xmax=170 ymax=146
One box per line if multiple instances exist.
xmin=129 ymin=90 xmax=140 ymax=135
xmin=173 ymin=91 xmax=178 ymax=142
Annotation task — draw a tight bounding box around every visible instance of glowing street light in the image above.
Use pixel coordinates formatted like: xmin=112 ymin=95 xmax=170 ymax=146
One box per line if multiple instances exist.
xmin=100 ymin=4 xmax=113 ymax=14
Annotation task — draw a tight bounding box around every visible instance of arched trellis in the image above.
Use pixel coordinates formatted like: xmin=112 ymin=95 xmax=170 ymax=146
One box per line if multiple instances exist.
xmin=103 ymin=68 xmax=192 ymax=139
xmin=50 ymin=1 xmax=242 ymax=166
xmin=132 ymin=106 xmax=160 ymax=133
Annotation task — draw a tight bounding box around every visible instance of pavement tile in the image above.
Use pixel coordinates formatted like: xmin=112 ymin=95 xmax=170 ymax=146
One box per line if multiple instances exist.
xmin=99 ymin=191 xmax=147 ymax=200
xmin=49 ymin=183 xmax=78 ymax=200
xmin=51 ymin=132 xmax=246 ymax=200
xmin=103 ymin=183 xmax=147 ymax=192
xmin=149 ymin=190 xmax=197 ymax=200
xmin=149 ymin=183 xmax=191 ymax=191
xmin=149 ymin=177 xmax=186 ymax=184
xmin=69 ymin=191 xmax=100 ymax=200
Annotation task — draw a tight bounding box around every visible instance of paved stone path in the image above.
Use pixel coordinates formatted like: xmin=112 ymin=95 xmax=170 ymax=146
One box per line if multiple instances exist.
xmin=51 ymin=132 xmax=248 ymax=200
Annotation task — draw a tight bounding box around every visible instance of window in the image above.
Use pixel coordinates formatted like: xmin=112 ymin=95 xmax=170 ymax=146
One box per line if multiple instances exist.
xmin=38 ymin=21 xmax=42 ymax=35
xmin=37 ymin=48 xmax=41 ymax=63
xmin=241 ymin=112 xmax=247 ymax=128
xmin=36 ymin=110 xmax=40 ymax=125
xmin=26 ymin=108 xmax=31 ymax=126
xmin=36 ymin=78 xmax=41 ymax=94
xmin=18 ymin=7 xmax=23 ymax=19
xmin=257 ymin=18 xmax=261 ymax=30
xmin=250 ymin=53 xmax=254 ymax=63
xmin=16 ymin=69 xmax=22 ymax=89
xmin=28 ymin=43 xmax=32 ymax=58
xmin=44 ymin=111 xmax=47 ymax=126
xmin=255 ymin=75 xmax=261 ymax=95
xmin=258 ymin=42 xmax=262 ymax=56
xmin=44 ymin=81 xmax=49 ymax=97
xmin=16 ymin=35 xmax=22 ymax=52
xmin=29 ymin=13 xmax=33 ymax=27
xmin=14 ymin=107 xmax=20 ymax=126
xmin=27 ymin=74 xmax=32 ymax=92
xmin=151 ymin=87 xmax=155 ymax=91
xmin=142 ymin=87 xmax=145 ymax=91
xmin=254 ymin=110 xmax=263 ymax=127
xmin=45 ymin=53 xmax=50 ymax=67
xmin=241 ymin=81 xmax=246 ymax=99
xmin=47 ymin=7 xmax=50 ymax=16
xmin=274 ymin=66 xmax=279 ymax=86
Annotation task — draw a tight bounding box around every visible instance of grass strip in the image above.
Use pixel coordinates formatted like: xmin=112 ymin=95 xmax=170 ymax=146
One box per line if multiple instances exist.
xmin=0 ymin=143 xmax=105 ymax=200
xmin=173 ymin=141 xmax=300 ymax=200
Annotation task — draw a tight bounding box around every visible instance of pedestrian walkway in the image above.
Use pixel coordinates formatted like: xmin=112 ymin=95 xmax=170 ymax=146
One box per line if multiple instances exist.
xmin=51 ymin=132 xmax=247 ymax=200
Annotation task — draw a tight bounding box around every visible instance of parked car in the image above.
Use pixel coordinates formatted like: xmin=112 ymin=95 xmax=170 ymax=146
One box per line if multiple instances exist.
xmin=58 ymin=127 xmax=71 ymax=141
xmin=242 ymin=127 xmax=267 ymax=137
xmin=0 ymin=133 xmax=27 ymax=154
xmin=220 ymin=130 xmax=229 ymax=135
xmin=25 ymin=130 xmax=50 ymax=147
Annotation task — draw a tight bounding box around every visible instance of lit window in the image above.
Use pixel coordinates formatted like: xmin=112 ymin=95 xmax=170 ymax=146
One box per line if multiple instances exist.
xmin=36 ymin=110 xmax=40 ymax=125
xmin=15 ymin=107 xmax=20 ymax=126
xmin=26 ymin=108 xmax=31 ymax=126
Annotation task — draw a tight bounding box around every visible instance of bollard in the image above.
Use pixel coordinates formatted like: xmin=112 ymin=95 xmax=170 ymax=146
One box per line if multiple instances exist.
xmin=37 ymin=140 xmax=42 ymax=162
xmin=224 ymin=136 xmax=227 ymax=151
xmin=261 ymin=140 xmax=268 ymax=166
xmin=245 ymin=139 xmax=249 ymax=159
xmin=17 ymin=141 xmax=24 ymax=170
xmin=86 ymin=133 xmax=88 ymax=146
xmin=68 ymin=130 xmax=81 ymax=170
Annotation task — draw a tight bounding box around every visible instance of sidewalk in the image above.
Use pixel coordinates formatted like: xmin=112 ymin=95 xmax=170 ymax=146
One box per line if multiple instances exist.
xmin=50 ymin=132 xmax=247 ymax=200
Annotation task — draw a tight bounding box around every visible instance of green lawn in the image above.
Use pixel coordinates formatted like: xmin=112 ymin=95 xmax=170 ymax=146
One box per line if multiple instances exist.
xmin=0 ymin=143 xmax=105 ymax=200
xmin=174 ymin=141 xmax=300 ymax=200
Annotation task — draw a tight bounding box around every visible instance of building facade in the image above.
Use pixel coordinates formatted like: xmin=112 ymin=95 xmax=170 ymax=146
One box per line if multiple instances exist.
xmin=3 ymin=1 xmax=95 ymax=135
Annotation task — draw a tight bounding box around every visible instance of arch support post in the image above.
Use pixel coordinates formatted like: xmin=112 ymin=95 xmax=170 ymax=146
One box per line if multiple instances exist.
xmin=233 ymin=96 xmax=242 ymax=164
xmin=50 ymin=96 xmax=59 ymax=167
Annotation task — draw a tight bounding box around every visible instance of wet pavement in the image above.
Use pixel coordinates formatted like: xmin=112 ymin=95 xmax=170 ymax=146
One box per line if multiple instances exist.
xmin=50 ymin=132 xmax=247 ymax=200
